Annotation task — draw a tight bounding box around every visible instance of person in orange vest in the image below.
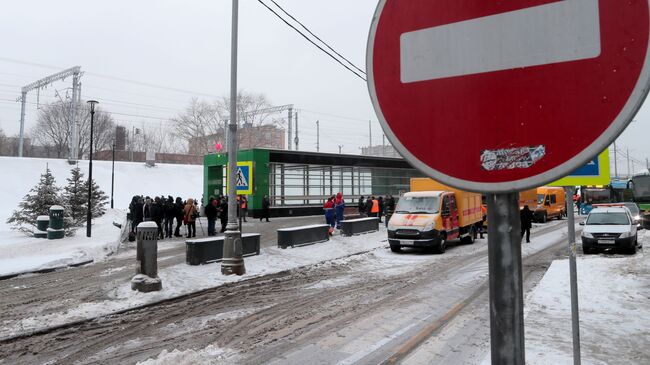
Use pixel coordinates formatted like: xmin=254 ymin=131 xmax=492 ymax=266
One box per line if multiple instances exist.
xmin=370 ymin=196 xmax=379 ymax=217
xmin=240 ymin=195 xmax=248 ymax=222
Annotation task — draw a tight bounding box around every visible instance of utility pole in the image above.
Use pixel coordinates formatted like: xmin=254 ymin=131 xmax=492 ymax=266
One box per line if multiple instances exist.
xmin=111 ymin=141 xmax=115 ymax=209
xmin=294 ymin=111 xmax=299 ymax=150
xmin=625 ymin=147 xmax=631 ymax=179
xmin=221 ymin=0 xmax=245 ymax=276
xmin=287 ymin=106 xmax=293 ymax=151
xmin=316 ymin=120 xmax=320 ymax=152
xmin=69 ymin=72 xmax=81 ymax=162
xmin=613 ymin=140 xmax=618 ymax=179
xmin=17 ymin=66 xmax=82 ymax=158
xmin=368 ymin=120 xmax=372 ymax=148
xmin=382 ymin=134 xmax=386 ymax=156
xmin=338 ymin=144 xmax=343 ymax=154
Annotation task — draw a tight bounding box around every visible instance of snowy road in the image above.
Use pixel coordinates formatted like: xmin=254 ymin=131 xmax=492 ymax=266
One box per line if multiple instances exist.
xmin=0 ymin=219 xmax=573 ymax=364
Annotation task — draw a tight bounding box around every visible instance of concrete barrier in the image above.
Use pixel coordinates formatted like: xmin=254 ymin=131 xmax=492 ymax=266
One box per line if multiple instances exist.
xmin=340 ymin=217 xmax=380 ymax=236
xmin=277 ymin=224 xmax=330 ymax=248
xmin=186 ymin=233 xmax=261 ymax=265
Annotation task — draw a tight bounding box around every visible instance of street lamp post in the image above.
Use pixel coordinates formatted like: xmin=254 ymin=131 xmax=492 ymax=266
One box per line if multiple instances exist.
xmin=221 ymin=0 xmax=246 ymax=276
xmin=86 ymin=100 xmax=98 ymax=237
xmin=111 ymin=140 xmax=115 ymax=209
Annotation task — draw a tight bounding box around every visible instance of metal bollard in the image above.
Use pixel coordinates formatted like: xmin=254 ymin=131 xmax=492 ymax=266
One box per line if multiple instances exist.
xmin=131 ymin=221 xmax=162 ymax=292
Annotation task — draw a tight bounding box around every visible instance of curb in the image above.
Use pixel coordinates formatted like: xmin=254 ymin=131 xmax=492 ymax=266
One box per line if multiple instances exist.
xmin=0 ymin=260 xmax=94 ymax=281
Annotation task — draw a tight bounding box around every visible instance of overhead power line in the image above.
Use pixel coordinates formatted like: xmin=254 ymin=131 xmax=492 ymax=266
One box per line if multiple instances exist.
xmin=267 ymin=0 xmax=366 ymax=76
xmin=256 ymin=0 xmax=367 ymax=82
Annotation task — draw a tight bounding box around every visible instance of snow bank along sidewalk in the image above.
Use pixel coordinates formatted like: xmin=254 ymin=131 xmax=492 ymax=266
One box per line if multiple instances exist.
xmin=0 ymin=228 xmax=391 ymax=340
xmin=0 ymin=210 xmax=124 ymax=279
xmin=525 ymin=232 xmax=650 ymax=364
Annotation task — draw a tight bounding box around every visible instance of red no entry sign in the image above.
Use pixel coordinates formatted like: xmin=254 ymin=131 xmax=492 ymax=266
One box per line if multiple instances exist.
xmin=367 ymin=0 xmax=650 ymax=192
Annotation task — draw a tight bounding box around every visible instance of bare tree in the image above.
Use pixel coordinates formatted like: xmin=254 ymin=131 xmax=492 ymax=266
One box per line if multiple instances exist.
xmin=0 ymin=127 xmax=7 ymax=155
xmin=172 ymin=91 xmax=280 ymax=155
xmin=31 ymin=101 xmax=115 ymax=159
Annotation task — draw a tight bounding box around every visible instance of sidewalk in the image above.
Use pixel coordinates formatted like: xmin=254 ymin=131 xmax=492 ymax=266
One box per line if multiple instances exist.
xmin=524 ymin=231 xmax=650 ymax=364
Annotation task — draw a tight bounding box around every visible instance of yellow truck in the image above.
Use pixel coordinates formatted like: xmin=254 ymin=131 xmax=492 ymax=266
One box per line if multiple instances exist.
xmin=387 ymin=178 xmax=483 ymax=253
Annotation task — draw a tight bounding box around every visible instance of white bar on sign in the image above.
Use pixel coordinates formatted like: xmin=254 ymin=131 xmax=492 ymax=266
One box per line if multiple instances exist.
xmin=400 ymin=0 xmax=601 ymax=83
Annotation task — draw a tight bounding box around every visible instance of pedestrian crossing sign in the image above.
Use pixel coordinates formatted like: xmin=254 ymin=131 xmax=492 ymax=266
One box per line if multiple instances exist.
xmin=226 ymin=161 xmax=253 ymax=195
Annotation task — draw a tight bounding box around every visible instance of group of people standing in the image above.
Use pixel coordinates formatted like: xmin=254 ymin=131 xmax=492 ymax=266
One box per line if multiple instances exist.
xmin=358 ymin=195 xmax=396 ymax=224
xmin=323 ymin=192 xmax=346 ymax=231
xmin=323 ymin=193 xmax=396 ymax=233
xmin=204 ymin=195 xmax=251 ymax=236
xmin=128 ymin=195 xmax=201 ymax=239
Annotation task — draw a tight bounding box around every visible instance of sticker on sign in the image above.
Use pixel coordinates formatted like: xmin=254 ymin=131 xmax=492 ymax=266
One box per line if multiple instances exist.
xmin=367 ymin=0 xmax=650 ymax=193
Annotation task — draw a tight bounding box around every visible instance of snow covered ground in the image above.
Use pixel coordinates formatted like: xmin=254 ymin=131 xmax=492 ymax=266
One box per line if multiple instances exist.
xmin=524 ymin=230 xmax=650 ymax=364
xmin=0 ymin=156 xmax=202 ymax=276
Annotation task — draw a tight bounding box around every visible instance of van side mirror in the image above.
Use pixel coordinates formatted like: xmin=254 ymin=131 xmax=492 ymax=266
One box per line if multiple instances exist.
xmin=579 ymin=222 xmax=585 ymax=226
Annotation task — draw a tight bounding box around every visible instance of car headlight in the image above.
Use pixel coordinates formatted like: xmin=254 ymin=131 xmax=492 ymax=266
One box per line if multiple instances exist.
xmin=619 ymin=231 xmax=633 ymax=238
xmin=387 ymin=222 xmax=397 ymax=231
xmin=581 ymin=231 xmax=594 ymax=238
xmin=423 ymin=222 xmax=435 ymax=232
xmin=634 ymin=215 xmax=641 ymax=221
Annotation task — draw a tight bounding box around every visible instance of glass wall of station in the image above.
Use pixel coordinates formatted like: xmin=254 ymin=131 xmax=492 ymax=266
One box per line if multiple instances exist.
xmin=268 ymin=163 xmax=420 ymax=206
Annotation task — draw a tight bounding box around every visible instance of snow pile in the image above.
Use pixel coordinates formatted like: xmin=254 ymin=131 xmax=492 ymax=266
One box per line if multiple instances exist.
xmin=0 ymin=209 xmax=125 ymax=277
xmin=136 ymin=344 xmax=238 ymax=365
xmin=0 ymin=156 xmax=202 ymax=276
xmin=525 ymin=230 xmax=650 ymax=364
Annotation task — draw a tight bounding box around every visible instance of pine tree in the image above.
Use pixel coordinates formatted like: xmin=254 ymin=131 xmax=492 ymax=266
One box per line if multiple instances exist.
xmin=83 ymin=178 xmax=109 ymax=218
xmin=7 ymin=166 xmax=62 ymax=233
xmin=62 ymin=167 xmax=87 ymax=225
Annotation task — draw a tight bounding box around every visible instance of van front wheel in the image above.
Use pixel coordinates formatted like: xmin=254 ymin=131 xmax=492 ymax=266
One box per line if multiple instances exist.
xmin=437 ymin=235 xmax=447 ymax=254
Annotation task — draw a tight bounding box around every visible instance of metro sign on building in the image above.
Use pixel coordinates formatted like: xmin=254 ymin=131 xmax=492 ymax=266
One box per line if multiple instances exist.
xmin=368 ymin=0 xmax=650 ymax=192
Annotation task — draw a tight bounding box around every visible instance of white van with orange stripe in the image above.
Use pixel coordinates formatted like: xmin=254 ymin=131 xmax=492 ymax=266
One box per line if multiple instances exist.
xmin=387 ymin=179 xmax=482 ymax=253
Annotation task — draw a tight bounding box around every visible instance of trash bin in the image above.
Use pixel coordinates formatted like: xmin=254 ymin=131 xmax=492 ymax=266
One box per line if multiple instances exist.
xmin=47 ymin=206 xmax=65 ymax=239
xmin=34 ymin=215 xmax=49 ymax=238
xmin=131 ymin=221 xmax=162 ymax=292
xmin=48 ymin=205 xmax=64 ymax=230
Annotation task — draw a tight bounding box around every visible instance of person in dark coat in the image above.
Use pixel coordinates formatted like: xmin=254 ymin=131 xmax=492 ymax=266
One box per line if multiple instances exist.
xmin=130 ymin=196 xmax=144 ymax=232
xmin=143 ymin=197 xmax=153 ymax=222
xmin=261 ymin=195 xmax=271 ymax=222
xmin=151 ymin=196 xmax=164 ymax=239
xmin=174 ymin=197 xmax=184 ymax=237
xmin=219 ymin=197 xmax=228 ymax=233
xmin=520 ymin=205 xmax=534 ymax=243
xmin=365 ymin=196 xmax=373 ymax=217
xmin=358 ymin=196 xmax=365 ymax=216
xmin=377 ymin=196 xmax=384 ymax=223
xmin=164 ymin=196 xmax=175 ymax=238
xmin=385 ymin=195 xmax=395 ymax=227
xmin=205 ymin=196 xmax=218 ymax=236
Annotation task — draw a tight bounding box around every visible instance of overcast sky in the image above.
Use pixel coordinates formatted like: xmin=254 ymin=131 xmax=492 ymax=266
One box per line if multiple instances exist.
xmin=0 ymin=0 xmax=648 ymax=176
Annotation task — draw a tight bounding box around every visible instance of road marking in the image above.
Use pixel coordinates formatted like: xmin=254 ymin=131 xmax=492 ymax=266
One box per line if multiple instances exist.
xmin=400 ymin=0 xmax=601 ymax=83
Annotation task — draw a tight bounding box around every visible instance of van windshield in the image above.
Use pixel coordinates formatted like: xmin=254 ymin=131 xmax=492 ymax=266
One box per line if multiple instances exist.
xmin=395 ymin=196 xmax=440 ymax=214
xmin=537 ymin=194 xmax=545 ymax=204
xmin=586 ymin=212 xmax=630 ymax=225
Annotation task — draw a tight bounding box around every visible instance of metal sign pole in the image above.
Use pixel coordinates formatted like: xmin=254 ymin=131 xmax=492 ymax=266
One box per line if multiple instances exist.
xmin=565 ymin=186 xmax=581 ymax=365
xmin=221 ymin=0 xmax=245 ymax=276
xmin=486 ymin=192 xmax=525 ymax=364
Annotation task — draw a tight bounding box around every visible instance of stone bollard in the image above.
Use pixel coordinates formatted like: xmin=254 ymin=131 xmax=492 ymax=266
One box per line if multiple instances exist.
xmin=47 ymin=206 xmax=65 ymax=240
xmin=131 ymin=221 xmax=162 ymax=292
xmin=34 ymin=215 xmax=49 ymax=238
